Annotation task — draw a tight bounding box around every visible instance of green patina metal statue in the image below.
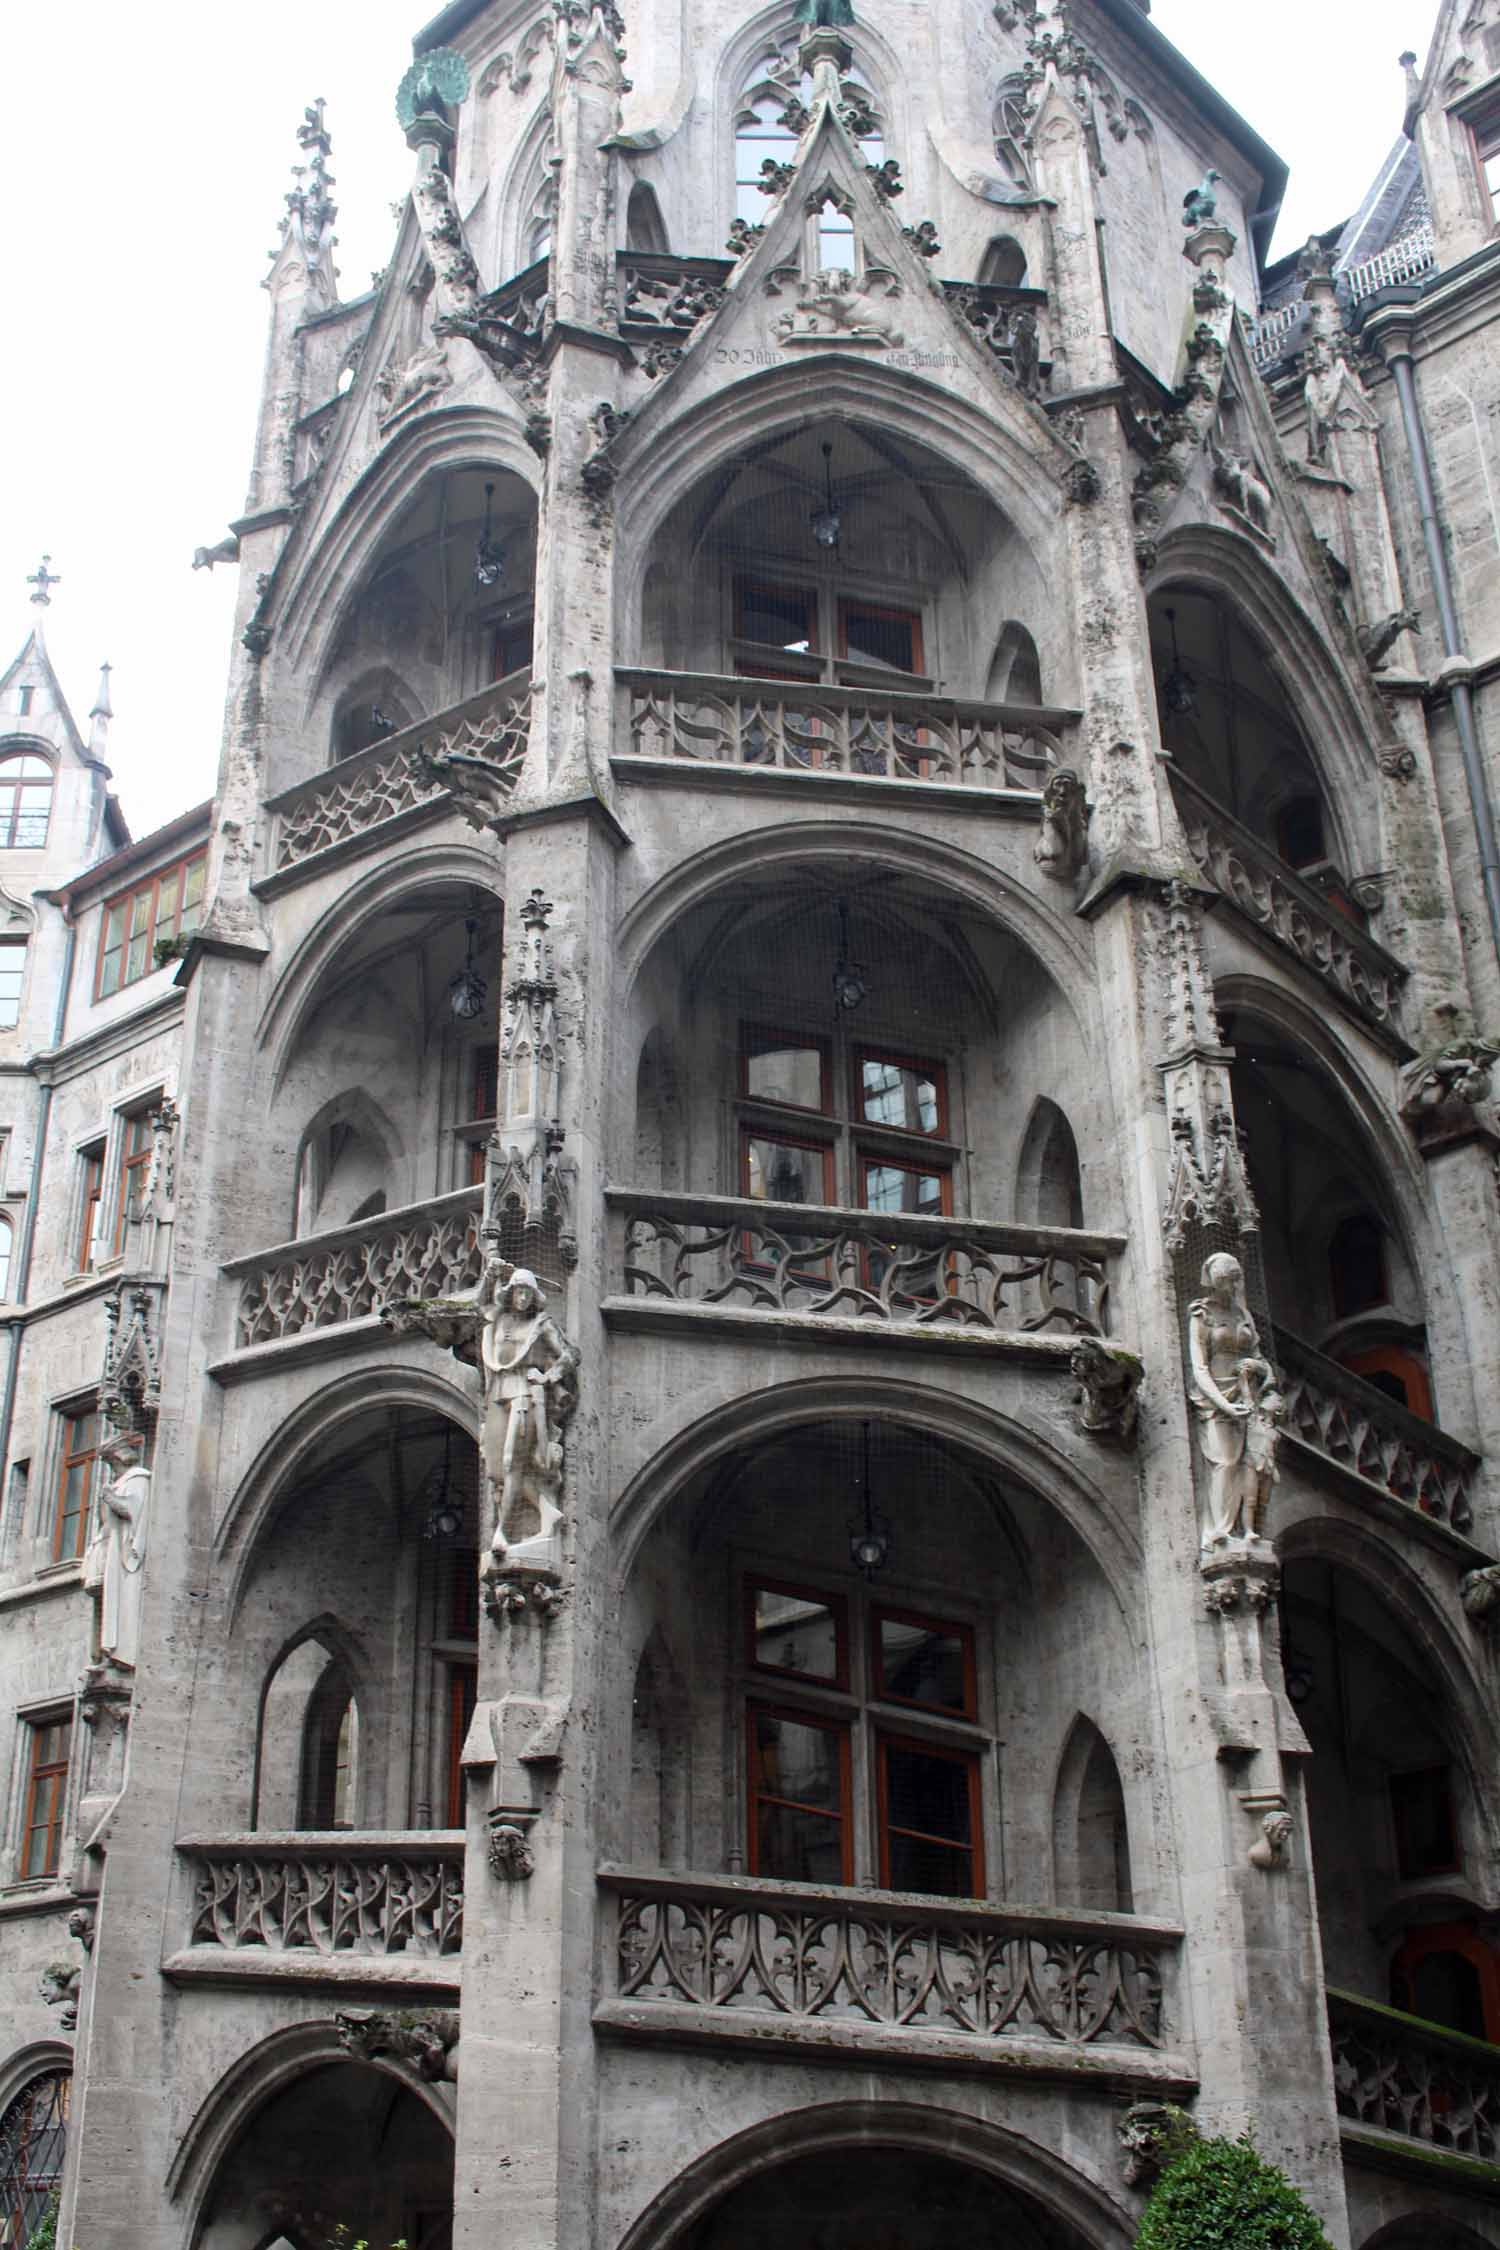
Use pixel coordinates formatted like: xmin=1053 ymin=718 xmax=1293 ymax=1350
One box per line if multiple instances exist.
xmin=794 ymin=0 xmax=856 ymax=25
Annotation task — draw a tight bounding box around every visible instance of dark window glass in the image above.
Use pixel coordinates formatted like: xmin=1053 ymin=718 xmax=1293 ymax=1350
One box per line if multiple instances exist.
xmin=54 ymin=1410 xmax=98 ymax=1561
xmin=1276 ymin=797 xmax=1326 ymax=869
xmin=1391 ymin=1765 xmax=1459 ymax=1879
xmin=840 ymin=602 xmax=921 ymax=674
xmin=748 ymin=1706 xmax=850 ymax=1883
xmin=1329 ymin=1213 xmax=1388 ymax=1319
xmin=744 ymin=1029 xmax=827 ymax=1112
xmin=879 ymin=1734 xmax=980 ymax=1897
xmin=0 ymin=2071 xmax=70 ymax=2248
xmin=749 ymin=1581 xmax=845 ymax=1685
xmin=874 ymin=1610 xmax=974 ymax=1717
xmin=737 ymin=580 xmax=816 ymax=652
xmin=744 ymin=1133 xmax=830 ymax=1208
xmin=21 ymin=1718 xmax=72 ymax=1878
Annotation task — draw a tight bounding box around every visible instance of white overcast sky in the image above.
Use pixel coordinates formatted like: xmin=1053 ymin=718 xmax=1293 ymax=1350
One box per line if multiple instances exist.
xmin=2 ymin=0 xmax=1437 ymax=841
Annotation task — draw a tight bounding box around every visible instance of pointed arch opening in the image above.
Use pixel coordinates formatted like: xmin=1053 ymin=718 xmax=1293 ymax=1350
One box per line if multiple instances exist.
xmin=978 ymin=235 xmax=1028 ymax=288
xmin=1052 ymin=1715 xmax=1133 ymax=1913
xmin=626 ymin=181 xmax=671 ymax=253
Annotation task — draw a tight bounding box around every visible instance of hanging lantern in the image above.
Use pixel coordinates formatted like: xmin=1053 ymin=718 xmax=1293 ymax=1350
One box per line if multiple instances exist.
xmin=474 ymin=481 xmax=505 ymax=588
xmin=448 ymin=918 xmax=488 ymax=1021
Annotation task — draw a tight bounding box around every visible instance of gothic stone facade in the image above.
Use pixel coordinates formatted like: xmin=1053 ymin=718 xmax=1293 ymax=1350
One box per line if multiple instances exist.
xmin=5 ymin=2 xmax=1500 ymax=2249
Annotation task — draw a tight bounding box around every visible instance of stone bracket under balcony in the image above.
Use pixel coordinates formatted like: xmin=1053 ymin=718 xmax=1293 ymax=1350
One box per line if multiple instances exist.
xmin=605 ymin=1188 xmax=1124 ymax=1360
xmin=596 ymin=1868 xmax=1195 ymax=2094
xmin=1275 ymin=1326 xmax=1484 ymax=1552
xmin=258 ymin=669 xmax=533 ymax=894
xmin=615 ymin=668 xmax=1080 ymax=814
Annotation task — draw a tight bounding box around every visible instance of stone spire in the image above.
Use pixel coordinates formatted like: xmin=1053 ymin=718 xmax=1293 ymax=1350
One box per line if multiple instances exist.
xmin=89 ymin=661 xmax=113 ymax=761
xmin=267 ymin=98 xmax=339 ymax=313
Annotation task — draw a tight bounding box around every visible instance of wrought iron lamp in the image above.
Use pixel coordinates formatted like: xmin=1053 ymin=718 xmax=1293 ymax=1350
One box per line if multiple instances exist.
xmin=474 ymin=481 xmax=505 ymax=588
xmin=832 ymin=898 xmax=866 ymax=1012
xmin=810 ymin=442 xmax=842 ymax=551
xmin=448 ymin=917 xmax=488 ymax=1021
xmin=848 ymin=1419 xmax=890 ymax=1579
xmin=1158 ymin=606 xmax=1197 ymax=717
xmin=423 ymin=1427 xmax=465 ymax=1543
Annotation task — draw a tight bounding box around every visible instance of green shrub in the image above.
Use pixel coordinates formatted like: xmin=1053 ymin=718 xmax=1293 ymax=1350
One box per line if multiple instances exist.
xmin=24 ymin=2187 xmax=59 ymax=2250
xmin=1135 ymin=2133 xmax=1334 ymax=2250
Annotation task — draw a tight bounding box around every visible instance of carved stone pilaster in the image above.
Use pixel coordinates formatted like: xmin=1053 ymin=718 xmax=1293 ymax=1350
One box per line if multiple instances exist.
xmin=1155 ymin=883 xmax=1260 ymax=1252
xmin=100 ymin=1283 xmax=163 ymax=1435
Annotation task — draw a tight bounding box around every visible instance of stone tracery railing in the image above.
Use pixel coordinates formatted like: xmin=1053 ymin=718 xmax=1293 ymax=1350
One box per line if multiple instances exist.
xmin=616 ymin=668 xmax=1073 ymax=792
xmin=1275 ymin=1328 xmax=1478 ymax=1535
xmin=268 ymin=669 xmax=532 ymax=875
xmin=228 ymin=1188 xmax=483 ymax=1351
xmin=1170 ymin=768 xmax=1407 ymax=1035
xmin=1329 ymin=1987 xmax=1500 ymax=2163
xmin=607 ymin=1188 xmax=1118 ymax=1337
xmin=601 ymin=1869 xmax=1177 ymax=2049
xmin=181 ymin=1835 xmax=464 ymax=1957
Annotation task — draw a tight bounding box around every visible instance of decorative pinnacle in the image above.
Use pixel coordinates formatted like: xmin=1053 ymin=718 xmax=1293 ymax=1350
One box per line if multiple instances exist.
xmin=27 ymin=556 xmax=60 ymax=607
xmin=90 ymin=662 xmax=114 ymax=721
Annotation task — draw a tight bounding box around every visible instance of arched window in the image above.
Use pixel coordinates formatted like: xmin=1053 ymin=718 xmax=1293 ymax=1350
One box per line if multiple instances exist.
xmin=301 ymin=1664 xmax=360 ymax=1828
xmin=0 ymin=2071 xmax=70 ymax=2249
xmin=0 ymin=754 xmax=53 ymax=849
xmin=0 ymin=1214 xmax=13 ymax=1300
xmin=626 ymin=181 xmax=670 ymax=253
xmin=733 ymin=38 xmax=886 ymax=229
xmin=977 ymin=235 xmax=1028 ymax=287
xmin=0 ymin=939 xmax=26 ymax=1030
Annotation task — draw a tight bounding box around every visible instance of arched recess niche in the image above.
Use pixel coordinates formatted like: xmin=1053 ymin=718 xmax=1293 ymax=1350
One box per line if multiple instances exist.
xmin=606 ymin=1405 xmax=1155 ymax=1913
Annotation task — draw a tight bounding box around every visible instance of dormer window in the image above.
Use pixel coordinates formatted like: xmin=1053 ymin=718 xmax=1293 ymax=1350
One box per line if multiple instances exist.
xmin=0 ymin=753 xmax=52 ymax=849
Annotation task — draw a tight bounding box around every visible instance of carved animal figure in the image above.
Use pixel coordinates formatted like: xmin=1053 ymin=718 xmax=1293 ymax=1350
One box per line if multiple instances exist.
xmin=1359 ymin=606 xmax=1421 ymax=670
xmin=1209 ymin=437 xmax=1272 ymax=533
xmin=780 ymin=268 xmax=905 ymax=345
xmin=192 ymin=535 xmax=240 ymax=571
xmin=1182 ymin=169 xmax=1221 ymax=228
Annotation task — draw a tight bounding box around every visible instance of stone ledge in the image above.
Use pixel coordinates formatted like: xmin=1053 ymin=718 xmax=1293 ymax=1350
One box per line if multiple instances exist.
xmin=601 ymin=1295 xmax=1086 ymax=1362
xmin=610 ymin=756 xmax=1047 ymax=822
xmin=593 ymin=1999 xmax=1198 ymax=2094
xmin=1338 ymin=2121 xmax=1500 ymax=2199
xmin=162 ymin=1948 xmax=461 ymax=1994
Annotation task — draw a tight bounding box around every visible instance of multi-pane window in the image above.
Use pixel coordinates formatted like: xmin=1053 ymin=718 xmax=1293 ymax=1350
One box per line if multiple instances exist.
xmin=0 ymin=2070 xmax=70 ymax=2249
xmin=0 ymin=754 xmax=53 ymax=849
xmin=733 ymin=49 xmax=885 ymax=230
xmin=744 ymin=1575 xmax=984 ymax=1897
xmin=733 ymin=576 xmax=925 ymax=688
xmin=19 ymin=1715 xmax=72 ymax=1878
xmin=738 ymin=1023 xmax=953 ymax=1228
xmin=96 ymin=851 xmax=207 ymax=998
xmin=464 ymin=1043 xmax=500 ymax=1188
xmin=111 ymin=1112 xmax=154 ymax=1255
xmin=1476 ymin=107 xmax=1500 ymax=226
xmin=53 ymin=1407 xmax=99 ymax=1562
xmin=76 ymin=1144 xmax=105 ymax=1272
xmin=0 ymin=939 xmax=26 ymax=1030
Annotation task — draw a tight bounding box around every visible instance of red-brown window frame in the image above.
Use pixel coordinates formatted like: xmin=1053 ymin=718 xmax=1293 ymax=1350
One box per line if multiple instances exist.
xmin=852 ymin=1045 xmax=949 ymax=1138
xmin=870 ymin=1604 xmax=978 ymax=1721
xmin=53 ymin=1407 xmax=99 ymax=1562
xmin=76 ymin=1145 xmax=104 ymax=1273
xmin=739 ymin=1125 xmax=836 ymax=1206
xmin=467 ymin=1042 xmax=500 ymax=1187
xmin=745 ymin=1575 xmax=850 ymax=1691
xmin=734 ymin=577 xmax=819 ymax=655
xmin=875 ymin=1728 xmax=985 ymax=1898
xmin=740 ymin=1024 xmax=833 ymax=1115
xmin=446 ymin=1662 xmax=478 ymax=1827
xmin=1338 ymin=1343 xmax=1434 ymax=1426
xmin=94 ymin=850 xmax=208 ymax=1001
xmin=836 ymin=596 xmax=926 ymax=676
xmin=491 ymin=613 xmax=534 ymax=683
xmin=746 ymin=1700 xmax=853 ymax=1885
xmin=20 ymin=1714 xmax=72 ymax=1880
xmin=111 ymin=1112 xmax=154 ymax=1257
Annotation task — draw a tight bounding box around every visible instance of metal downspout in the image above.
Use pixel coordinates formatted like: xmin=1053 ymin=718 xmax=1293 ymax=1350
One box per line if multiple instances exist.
xmin=1384 ymin=331 xmax=1500 ymax=962
xmin=0 ymin=915 xmax=77 ymax=1532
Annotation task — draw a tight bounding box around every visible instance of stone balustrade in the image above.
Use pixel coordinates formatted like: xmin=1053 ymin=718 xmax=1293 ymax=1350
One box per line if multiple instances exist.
xmin=1171 ymin=767 xmax=1407 ymax=1036
xmin=266 ymin=669 xmax=532 ymax=876
xmin=1276 ymin=1327 xmax=1478 ymax=1535
xmin=181 ymin=1835 xmax=464 ymax=1958
xmin=616 ymin=668 xmax=1074 ymax=792
xmin=228 ymin=1188 xmax=483 ymax=1351
xmin=608 ymin=1188 xmax=1119 ymax=1338
xmin=600 ymin=1868 xmax=1179 ymax=2050
xmin=1329 ymin=1987 xmax=1500 ymax=2163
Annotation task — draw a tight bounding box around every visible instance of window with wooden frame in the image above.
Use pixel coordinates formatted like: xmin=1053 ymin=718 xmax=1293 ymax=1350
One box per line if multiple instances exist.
xmin=0 ymin=754 xmax=53 ymax=850
xmin=75 ymin=1144 xmax=105 ymax=1273
xmin=744 ymin=1573 xmax=985 ymax=1899
xmin=111 ymin=1111 xmax=154 ymax=1256
xmin=445 ymin=1663 xmax=478 ymax=1826
xmin=732 ymin=576 xmax=926 ymax=691
xmin=1337 ymin=1342 xmax=1433 ymax=1424
xmin=0 ymin=939 xmax=26 ymax=1030
xmin=95 ymin=851 xmax=207 ymax=999
xmin=19 ymin=1713 xmax=71 ymax=1879
xmin=464 ymin=1042 xmax=499 ymax=1187
xmin=491 ymin=610 xmax=534 ymax=682
xmin=52 ymin=1406 xmax=99 ymax=1562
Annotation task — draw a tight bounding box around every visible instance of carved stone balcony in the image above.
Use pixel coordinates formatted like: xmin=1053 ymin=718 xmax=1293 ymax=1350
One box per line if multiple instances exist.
xmin=262 ymin=669 xmax=532 ymax=886
xmin=218 ymin=1188 xmax=482 ymax=1377
xmin=605 ymin=1188 xmax=1121 ymax=1358
xmin=1170 ymin=767 xmax=1408 ymax=1040
xmin=597 ymin=1869 xmax=1192 ymax=2087
xmin=1330 ymin=1987 xmax=1500 ymax=2172
xmin=615 ymin=668 xmax=1076 ymax=805
xmin=1276 ymin=1326 xmax=1479 ymax=1538
xmin=168 ymin=1835 xmax=464 ymax=1990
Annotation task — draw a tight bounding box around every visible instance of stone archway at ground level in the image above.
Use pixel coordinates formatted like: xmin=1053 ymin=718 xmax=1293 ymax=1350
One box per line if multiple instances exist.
xmin=615 ymin=2103 xmax=1132 ymax=2250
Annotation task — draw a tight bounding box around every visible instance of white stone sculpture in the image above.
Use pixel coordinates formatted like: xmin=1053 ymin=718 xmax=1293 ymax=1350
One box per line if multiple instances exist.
xmin=88 ymin=1433 xmax=151 ymax=1667
xmin=478 ymin=1262 xmax=579 ymax=1579
xmin=1186 ymin=1253 xmax=1283 ymax=1548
